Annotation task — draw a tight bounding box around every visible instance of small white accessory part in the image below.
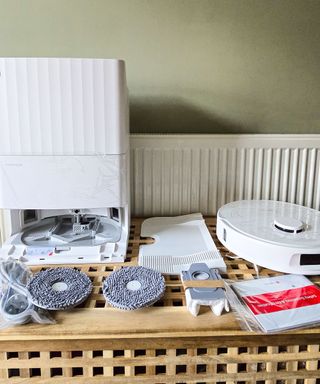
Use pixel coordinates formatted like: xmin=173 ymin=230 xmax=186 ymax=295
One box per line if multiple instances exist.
xmin=138 ymin=213 xmax=226 ymax=274
xmin=181 ymin=263 xmax=229 ymax=317
xmin=217 ymin=200 xmax=320 ymax=275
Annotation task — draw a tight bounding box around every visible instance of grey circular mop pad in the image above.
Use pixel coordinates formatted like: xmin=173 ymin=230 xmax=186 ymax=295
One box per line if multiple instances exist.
xmin=103 ymin=266 xmax=165 ymax=310
xmin=27 ymin=267 xmax=93 ymax=310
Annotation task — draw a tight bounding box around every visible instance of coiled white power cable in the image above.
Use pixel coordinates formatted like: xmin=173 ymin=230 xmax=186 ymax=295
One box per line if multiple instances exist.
xmin=0 ymin=258 xmax=47 ymax=327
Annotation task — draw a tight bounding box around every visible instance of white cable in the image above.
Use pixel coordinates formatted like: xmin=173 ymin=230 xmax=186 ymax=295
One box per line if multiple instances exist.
xmin=0 ymin=258 xmax=35 ymax=327
xmin=253 ymin=263 xmax=260 ymax=279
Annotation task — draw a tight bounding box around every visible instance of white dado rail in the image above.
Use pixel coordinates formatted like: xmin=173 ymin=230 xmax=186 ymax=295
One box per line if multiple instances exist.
xmin=130 ymin=134 xmax=320 ymax=216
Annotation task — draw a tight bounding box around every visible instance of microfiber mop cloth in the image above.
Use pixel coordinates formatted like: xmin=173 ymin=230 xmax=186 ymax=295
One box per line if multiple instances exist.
xmin=103 ymin=266 xmax=165 ymax=310
xmin=27 ymin=267 xmax=93 ymax=310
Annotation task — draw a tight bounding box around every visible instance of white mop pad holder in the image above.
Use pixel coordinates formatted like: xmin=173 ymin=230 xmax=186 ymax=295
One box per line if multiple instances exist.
xmin=181 ymin=263 xmax=229 ymax=317
xmin=139 ymin=213 xmax=226 ymax=274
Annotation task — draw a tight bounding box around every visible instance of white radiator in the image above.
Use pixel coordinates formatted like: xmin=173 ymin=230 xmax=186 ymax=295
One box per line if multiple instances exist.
xmin=130 ymin=134 xmax=320 ymax=216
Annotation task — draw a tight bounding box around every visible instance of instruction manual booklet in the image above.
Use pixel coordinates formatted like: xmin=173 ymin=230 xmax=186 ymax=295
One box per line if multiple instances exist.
xmin=231 ymin=275 xmax=320 ymax=332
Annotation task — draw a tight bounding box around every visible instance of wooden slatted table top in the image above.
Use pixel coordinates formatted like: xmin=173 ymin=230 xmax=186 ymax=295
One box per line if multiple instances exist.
xmin=1 ymin=217 xmax=320 ymax=341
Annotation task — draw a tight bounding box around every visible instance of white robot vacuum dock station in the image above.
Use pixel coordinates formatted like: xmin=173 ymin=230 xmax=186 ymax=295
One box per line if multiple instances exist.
xmin=0 ymin=58 xmax=130 ymax=265
xmin=216 ymin=200 xmax=320 ymax=275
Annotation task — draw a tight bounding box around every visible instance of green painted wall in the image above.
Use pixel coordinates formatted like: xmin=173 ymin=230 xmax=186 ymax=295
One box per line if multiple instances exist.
xmin=0 ymin=0 xmax=320 ymax=134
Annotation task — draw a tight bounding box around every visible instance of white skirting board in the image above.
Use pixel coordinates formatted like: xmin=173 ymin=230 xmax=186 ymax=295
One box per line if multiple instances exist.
xmin=130 ymin=134 xmax=320 ymax=216
xmin=1 ymin=134 xmax=320 ymax=243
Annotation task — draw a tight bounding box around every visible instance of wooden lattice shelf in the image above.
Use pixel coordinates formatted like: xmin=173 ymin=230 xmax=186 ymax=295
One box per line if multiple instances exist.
xmin=0 ymin=217 xmax=320 ymax=383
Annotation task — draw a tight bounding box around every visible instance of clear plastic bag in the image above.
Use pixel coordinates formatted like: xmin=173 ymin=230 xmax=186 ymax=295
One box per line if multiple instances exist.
xmin=224 ymin=280 xmax=262 ymax=332
xmin=225 ymin=275 xmax=320 ymax=333
xmin=0 ymin=257 xmax=54 ymax=329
